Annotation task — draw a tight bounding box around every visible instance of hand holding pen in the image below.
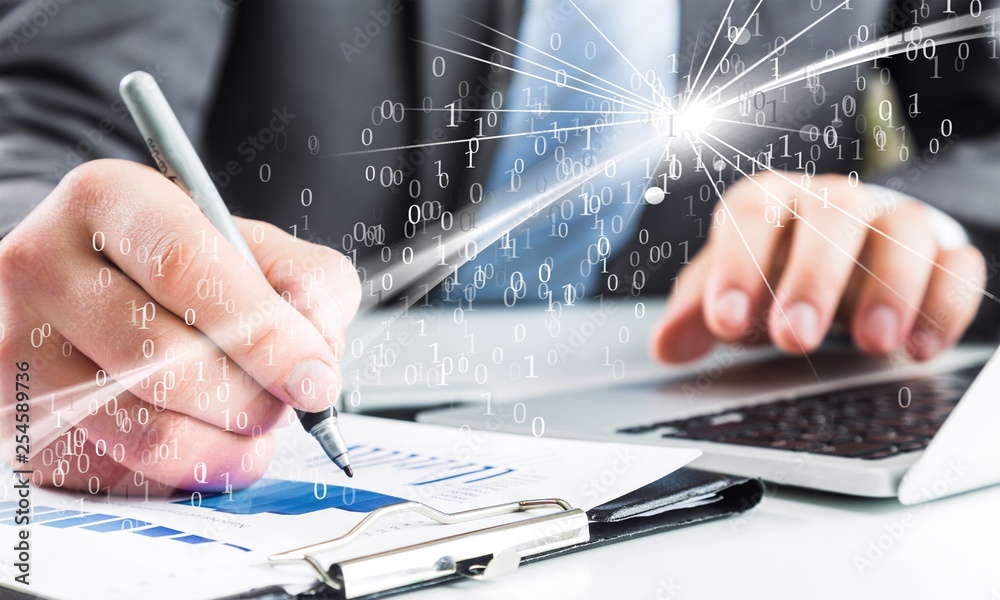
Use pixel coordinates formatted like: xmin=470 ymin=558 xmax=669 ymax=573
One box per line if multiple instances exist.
xmin=119 ymin=72 xmax=358 ymax=478
xmin=0 ymin=71 xmax=360 ymax=494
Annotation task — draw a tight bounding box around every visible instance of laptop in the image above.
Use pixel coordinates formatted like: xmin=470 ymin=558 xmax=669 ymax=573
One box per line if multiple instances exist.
xmin=377 ymin=300 xmax=1000 ymax=504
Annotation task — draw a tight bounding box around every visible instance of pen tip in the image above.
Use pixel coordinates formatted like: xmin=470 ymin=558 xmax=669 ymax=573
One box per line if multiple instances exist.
xmin=343 ymin=465 xmax=354 ymax=478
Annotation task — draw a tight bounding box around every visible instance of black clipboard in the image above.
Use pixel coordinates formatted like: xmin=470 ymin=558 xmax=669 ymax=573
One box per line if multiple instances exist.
xmin=218 ymin=467 xmax=764 ymax=600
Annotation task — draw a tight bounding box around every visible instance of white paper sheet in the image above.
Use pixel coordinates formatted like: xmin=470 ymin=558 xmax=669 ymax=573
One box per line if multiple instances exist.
xmin=0 ymin=415 xmax=698 ymax=599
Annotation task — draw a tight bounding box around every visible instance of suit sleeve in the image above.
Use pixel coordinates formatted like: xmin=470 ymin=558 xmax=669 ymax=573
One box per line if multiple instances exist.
xmin=0 ymin=0 xmax=234 ymax=236
xmin=874 ymin=0 xmax=1000 ymax=339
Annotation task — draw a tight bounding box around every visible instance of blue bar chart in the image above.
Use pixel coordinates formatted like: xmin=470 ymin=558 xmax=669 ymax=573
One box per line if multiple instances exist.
xmin=0 ymin=500 xmax=250 ymax=551
xmin=187 ymin=478 xmax=404 ymax=515
xmin=0 ymin=478 xmax=404 ymax=555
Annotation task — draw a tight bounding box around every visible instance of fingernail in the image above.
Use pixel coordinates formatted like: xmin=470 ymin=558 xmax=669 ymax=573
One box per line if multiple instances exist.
xmin=715 ymin=289 xmax=750 ymax=332
xmin=285 ymin=360 xmax=340 ymax=410
xmin=786 ymin=302 xmax=820 ymax=349
xmin=865 ymin=305 xmax=900 ymax=353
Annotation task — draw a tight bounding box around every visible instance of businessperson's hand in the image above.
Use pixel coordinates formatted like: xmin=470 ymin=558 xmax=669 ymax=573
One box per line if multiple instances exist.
xmin=0 ymin=159 xmax=361 ymax=494
xmin=652 ymin=171 xmax=986 ymax=364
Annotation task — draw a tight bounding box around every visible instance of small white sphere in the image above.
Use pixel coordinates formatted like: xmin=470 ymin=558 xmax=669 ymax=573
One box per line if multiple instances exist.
xmin=644 ymin=186 xmax=665 ymax=205
xmin=730 ymin=27 xmax=751 ymax=45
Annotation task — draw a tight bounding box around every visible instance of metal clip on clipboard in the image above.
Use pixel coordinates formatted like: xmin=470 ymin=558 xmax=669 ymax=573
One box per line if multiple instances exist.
xmin=269 ymin=498 xmax=589 ymax=598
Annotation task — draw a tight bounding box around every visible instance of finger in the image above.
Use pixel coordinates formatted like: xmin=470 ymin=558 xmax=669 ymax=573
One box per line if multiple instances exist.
xmin=61 ymin=160 xmax=341 ymax=412
xmin=850 ymin=203 xmax=938 ymax=355
xmin=236 ymin=218 xmax=362 ymax=359
xmin=905 ymin=245 xmax=986 ymax=360
xmin=13 ymin=388 xmax=161 ymax=496
xmin=76 ymin=393 xmax=276 ymax=492
xmin=26 ymin=406 xmax=275 ymax=494
xmin=0 ymin=313 xmax=191 ymax=496
xmin=651 ymin=246 xmax=715 ymax=363
xmin=0 ymin=315 xmax=105 ymax=458
xmin=768 ymin=178 xmax=869 ymax=353
xmin=703 ymin=176 xmax=795 ymax=340
xmin=5 ymin=334 xmax=283 ymax=493
xmin=4 ymin=238 xmax=288 ymax=434
xmin=26 ymin=430 xmax=144 ymax=495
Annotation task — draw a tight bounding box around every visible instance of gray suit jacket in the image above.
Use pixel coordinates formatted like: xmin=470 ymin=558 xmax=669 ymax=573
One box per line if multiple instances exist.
xmin=1 ymin=0 xmax=997 ymax=336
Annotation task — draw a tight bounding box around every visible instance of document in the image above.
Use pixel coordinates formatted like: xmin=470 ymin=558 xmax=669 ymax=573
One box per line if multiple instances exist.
xmin=0 ymin=415 xmax=699 ymax=599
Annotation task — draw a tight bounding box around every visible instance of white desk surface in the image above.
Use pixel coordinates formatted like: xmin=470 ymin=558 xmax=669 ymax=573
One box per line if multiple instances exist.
xmin=404 ymin=483 xmax=1000 ymax=600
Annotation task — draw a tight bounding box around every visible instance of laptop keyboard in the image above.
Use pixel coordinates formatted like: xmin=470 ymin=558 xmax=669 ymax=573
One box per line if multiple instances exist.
xmin=617 ymin=364 xmax=983 ymax=460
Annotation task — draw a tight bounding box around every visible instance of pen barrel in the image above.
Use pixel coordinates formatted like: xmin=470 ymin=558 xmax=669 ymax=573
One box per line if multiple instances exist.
xmin=294 ymin=407 xmax=340 ymax=433
xmin=296 ymin=408 xmax=351 ymax=469
xmin=119 ymin=71 xmax=261 ymax=274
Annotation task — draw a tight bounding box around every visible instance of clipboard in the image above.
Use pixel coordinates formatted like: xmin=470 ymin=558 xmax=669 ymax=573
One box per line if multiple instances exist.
xmin=223 ymin=467 xmax=765 ymax=600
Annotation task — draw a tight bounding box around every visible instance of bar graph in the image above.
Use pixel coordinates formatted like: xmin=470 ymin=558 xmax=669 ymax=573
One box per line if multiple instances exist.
xmin=0 ymin=500 xmax=246 ymax=550
xmin=0 ymin=479 xmax=402 ymax=554
xmin=187 ymin=478 xmax=404 ymax=515
xmin=346 ymin=444 xmax=518 ymax=487
xmin=84 ymin=518 xmax=151 ymax=533
xmin=0 ymin=475 xmax=416 ymax=559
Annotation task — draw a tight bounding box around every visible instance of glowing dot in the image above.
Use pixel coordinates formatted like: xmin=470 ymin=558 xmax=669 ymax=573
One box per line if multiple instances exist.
xmin=675 ymin=103 xmax=716 ymax=136
xmin=713 ymin=159 xmax=727 ymax=171
xmin=644 ymin=186 xmax=665 ymax=205
xmin=729 ymin=27 xmax=751 ymax=45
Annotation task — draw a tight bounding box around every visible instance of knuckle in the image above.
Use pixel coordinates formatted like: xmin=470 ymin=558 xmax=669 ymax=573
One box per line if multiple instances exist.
xmin=276 ymin=265 xmax=306 ymax=299
xmin=95 ymin=414 xmax=149 ymax=470
xmin=58 ymin=159 xmax=123 ymax=216
xmin=161 ymin=373 xmax=201 ymax=417
xmin=144 ymin=357 xmax=195 ymax=411
xmin=146 ymin=233 xmax=211 ymax=303
xmin=252 ymin=318 xmax=288 ymax=352
xmin=244 ymin=321 xmax=292 ymax=385
xmin=149 ymin=413 xmax=202 ymax=466
xmin=244 ymin=395 xmax=288 ymax=436
xmin=140 ymin=322 xmax=187 ymax=362
xmin=0 ymin=231 xmax=48 ymax=288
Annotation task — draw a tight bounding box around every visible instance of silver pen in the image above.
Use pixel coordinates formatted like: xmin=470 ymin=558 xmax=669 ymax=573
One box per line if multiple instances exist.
xmin=119 ymin=71 xmax=353 ymax=477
